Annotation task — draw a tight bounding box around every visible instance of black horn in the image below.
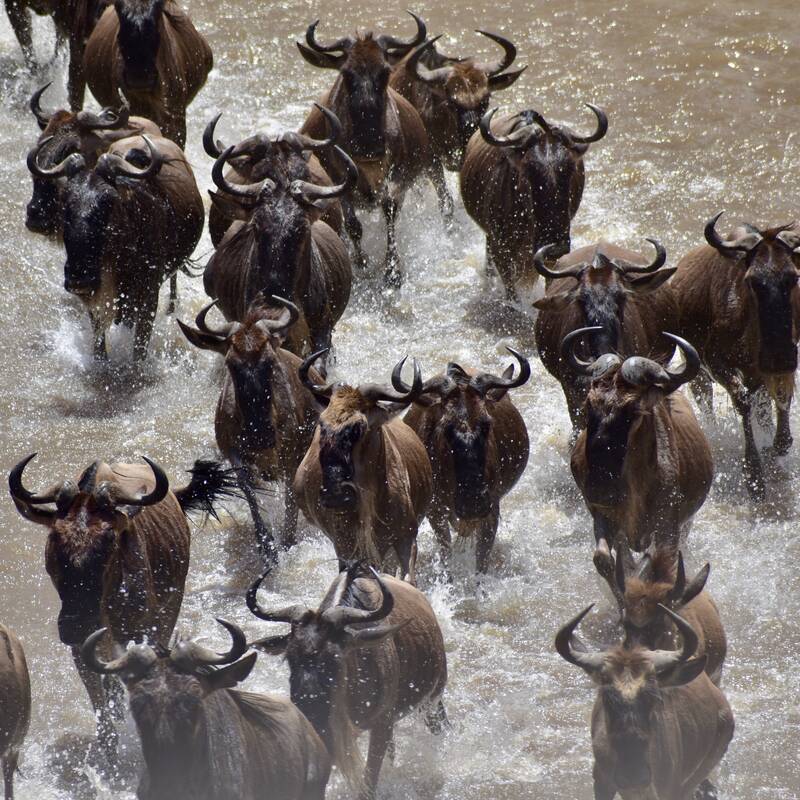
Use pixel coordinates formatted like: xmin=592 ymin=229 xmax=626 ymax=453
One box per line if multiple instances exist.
xmin=322 ymin=567 xmax=395 ymax=628
xmin=555 ymin=605 xmax=606 ymax=673
xmin=471 ymin=347 xmax=531 ymax=396
xmin=247 ymin=570 xmax=311 ymax=624
xmin=108 ymin=456 xmax=169 ymax=508
xmin=569 ymin=103 xmax=608 ymax=145
xmin=203 ymin=113 xmax=225 ymax=158
xmin=617 ymin=238 xmax=667 ymax=274
xmin=475 ymin=30 xmax=516 ymax=75
xmin=30 ymin=83 xmax=53 ymax=130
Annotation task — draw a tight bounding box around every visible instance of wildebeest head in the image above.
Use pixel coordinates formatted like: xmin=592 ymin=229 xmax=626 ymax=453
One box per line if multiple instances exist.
xmin=28 ymin=135 xmax=163 ymax=296
xmin=210 ymin=142 xmax=356 ymax=300
xmin=563 ymin=328 xmax=701 ymax=505
xmin=478 ymin=104 xmax=607 ymax=258
xmin=26 ymin=84 xmax=133 ymax=236
xmin=178 ymin=296 xmax=302 ymax=452
xmin=404 ymin=32 xmax=525 ymax=165
xmin=114 ymin=0 xmax=164 ymax=91
xmin=248 ymin=565 xmax=402 ymax=743
xmin=298 ymin=13 xmax=426 ymax=158
xmin=298 ymin=352 xmax=424 ymax=510
xmin=614 ymin=547 xmax=711 ymax=648
xmin=533 ymin=240 xmax=674 ymax=358
xmin=9 ymin=454 xmax=169 ymax=646
xmin=706 ymin=212 xmax=800 ymax=374
xmin=556 ymin=604 xmax=707 ymax=792
xmin=82 ymin=619 xmax=253 ymax=788
xmin=403 ymin=348 xmax=530 ymax=518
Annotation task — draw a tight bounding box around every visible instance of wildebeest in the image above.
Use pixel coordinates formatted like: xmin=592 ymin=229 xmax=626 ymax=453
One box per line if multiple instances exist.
xmin=672 ymin=213 xmax=800 ymax=499
xmin=565 ymin=328 xmax=713 ymax=591
xmin=460 ymin=103 xmax=607 ymax=299
xmin=28 ymin=132 xmax=204 ymax=359
xmin=248 ymin=564 xmax=447 ymax=800
xmin=203 ymin=144 xmax=355 ymax=367
xmin=402 ymin=347 xmax=530 ymax=573
xmin=82 ymin=619 xmax=331 ymax=800
xmin=390 ymin=31 xmax=525 ymax=218
xmin=178 ymin=296 xmax=323 ymax=564
xmin=83 ymin=0 xmax=213 ymax=147
xmin=0 ymin=624 xmax=30 ymax=799
xmin=9 ymin=453 xmax=237 ymax=766
xmin=5 ymin=0 xmax=103 ymax=108
xmin=533 ymin=240 xmax=679 ymax=433
xmin=203 ymin=105 xmax=344 ymax=247
xmin=556 ymin=604 xmax=734 ymax=800
xmin=293 ymin=355 xmax=432 ymax=582
xmin=297 ymin=13 xmax=431 ymax=287
xmin=613 ymin=547 xmax=727 ymax=686
xmin=26 ymin=83 xmax=161 ymax=237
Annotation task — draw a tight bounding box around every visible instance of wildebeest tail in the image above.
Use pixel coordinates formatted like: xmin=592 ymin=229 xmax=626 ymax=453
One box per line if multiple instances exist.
xmin=174 ymin=460 xmax=241 ymax=519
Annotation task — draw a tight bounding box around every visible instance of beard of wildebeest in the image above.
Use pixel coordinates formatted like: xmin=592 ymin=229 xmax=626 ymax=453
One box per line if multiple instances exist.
xmin=228 ymin=348 xmax=277 ymax=452
xmin=341 ymin=50 xmax=391 ymax=158
xmin=744 ymin=240 xmax=800 ymax=374
xmin=318 ymin=418 xmax=365 ymax=510
xmin=577 ymin=273 xmax=627 ymax=358
xmin=61 ymin=171 xmax=116 ymax=295
xmin=116 ymin=0 xmax=163 ymax=92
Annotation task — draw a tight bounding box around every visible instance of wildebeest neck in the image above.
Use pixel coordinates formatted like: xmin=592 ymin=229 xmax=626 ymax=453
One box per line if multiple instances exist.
xmin=117 ymin=0 xmax=163 ymax=92
xmin=446 ymin=413 xmax=492 ymax=519
xmin=748 ymin=268 xmax=798 ymax=374
xmin=229 ymin=357 xmax=277 ymax=451
xmin=579 ymin=281 xmax=625 ymax=358
xmin=525 ymin=140 xmax=575 ymax=256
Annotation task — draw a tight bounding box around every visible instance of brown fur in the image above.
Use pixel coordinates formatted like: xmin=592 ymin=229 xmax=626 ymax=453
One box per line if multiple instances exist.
xmin=0 ymin=625 xmax=30 ymax=799
xmin=534 ymin=242 xmax=680 ymax=431
xmin=84 ymin=0 xmax=212 ymax=147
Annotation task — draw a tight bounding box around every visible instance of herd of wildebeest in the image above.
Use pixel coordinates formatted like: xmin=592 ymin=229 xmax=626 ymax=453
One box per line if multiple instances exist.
xmin=2 ymin=1 xmax=797 ymax=799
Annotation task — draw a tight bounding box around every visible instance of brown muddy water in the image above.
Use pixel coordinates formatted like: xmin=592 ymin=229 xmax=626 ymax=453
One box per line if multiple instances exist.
xmin=1 ymin=0 xmax=799 ymax=797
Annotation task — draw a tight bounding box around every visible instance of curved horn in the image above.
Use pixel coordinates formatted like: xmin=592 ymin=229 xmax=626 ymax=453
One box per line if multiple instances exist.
xmin=81 ymin=628 xmax=157 ymax=677
xmin=406 ymin=37 xmax=451 ymax=85
xmin=30 ymin=83 xmax=53 ymax=130
xmin=291 ymin=145 xmax=357 ymax=203
xmin=109 ymin=456 xmax=169 ymax=507
xmin=618 ymin=238 xmax=667 ymax=275
xmin=76 ymin=101 xmax=131 ymax=131
xmin=470 ymin=347 xmax=531 ymax=396
xmin=559 ymin=326 xmax=605 ymax=376
xmin=649 ymin=605 xmax=699 ymax=673
xmin=554 ymin=604 xmax=605 ymax=673
xmin=704 ymin=211 xmax=759 ymax=255
xmin=27 ymin=137 xmax=84 ymax=180
xmin=662 ymin=333 xmax=701 ymax=392
xmin=100 ymin=135 xmax=163 ymax=181
xmin=299 ymin=349 xmax=333 ymax=405
xmin=212 ymin=145 xmax=273 ymax=199
xmin=668 ymin=551 xmax=687 ymax=602
xmin=378 ymin=10 xmax=427 ymax=52
xmin=259 ymin=294 xmax=301 ymax=333
xmin=569 ymin=103 xmax=608 ymax=145
xmin=9 ymin=453 xmax=61 ymax=505
xmin=290 ymin=104 xmax=342 ymax=151
xmin=203 ymin=113 xmax=225 ymax=158
xmin=532 ymin=244 xmax=584 ymax=281
xmin=195 ymin=299 xmax=236 ymax=339
xmin=322 ymin=567 xmax=394 ymax=628
xmin=359 ymin=357 xmax=423 ymax=404
xmin=475 ymin=30 xmax=516 ymax=75
xmin=171 ymin=618 xmax=248 ymax=668
xmin=478 ymin=107 xmax=534 ymax=149
xmin=305 ymin=19 xmax=351 ymax=53
xmin=247 ymin=569 xmax=311 ymax=623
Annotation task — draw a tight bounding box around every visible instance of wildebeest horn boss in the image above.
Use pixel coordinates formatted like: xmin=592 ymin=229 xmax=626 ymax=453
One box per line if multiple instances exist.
xmin=9 ymin=453 xmax=240 ymax=770
xmin=248 ymin=564 xmax=447 ymax=800
xmin=82 ymin=619 xmax=331 ymax=800
xmin=297 ymin=12 xmax=432 ymax=287
xmin=460 ymin=102 xmax=607 ymax=299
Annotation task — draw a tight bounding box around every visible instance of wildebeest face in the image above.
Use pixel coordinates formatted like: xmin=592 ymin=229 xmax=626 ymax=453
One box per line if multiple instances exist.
xmin=341 ymin=40 xmax=391 ymax=158
xmin=115 ymin=0 xmax=163 ymax=91
xmin=62 ymin=172 xmax=116 ymax=295
xmin=318 ymin=403 xmax=367 ymax=510
xmin=743 ymin=236 xmax=800 ymax=374
xmin=443 ymin=67 xmax=491 ymax=151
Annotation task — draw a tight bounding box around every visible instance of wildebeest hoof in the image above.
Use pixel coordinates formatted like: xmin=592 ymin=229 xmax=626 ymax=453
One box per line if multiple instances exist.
xmin=773 ymin=434 xmax=793 ymax=456
xmin=693 ymin=779 xmax=719 ymax=800
xmin=383 ymin=267 xmax=403 ymax=290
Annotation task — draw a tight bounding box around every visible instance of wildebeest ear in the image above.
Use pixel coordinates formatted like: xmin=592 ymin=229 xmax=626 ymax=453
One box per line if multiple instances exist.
xmin=208 ymin=190 xmax=251 ymax=222
xmin=488 ymin=66 xmax=527 ymax=91
xmin=344 ymin=620 xmax=409 ymax=648
xmin=205 ymin=652 xmax=258 ymax=691
xmin=176 ymin=318 xmax=229 ymax=356
xmin=657 ymin=654 xmax=707 ymax=688
xmin=680 ymin=563 xmax=710 ymax=607
xmin=532 ymin=291 xmax=575 ymax=312
xmin=625 ymin=267 xmax=677 ymax=295
xmin=250 ymin=634 xmax=290 ymax=656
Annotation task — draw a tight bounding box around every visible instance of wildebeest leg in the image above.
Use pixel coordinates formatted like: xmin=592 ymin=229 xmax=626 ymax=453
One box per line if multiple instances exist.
xmin=3 ymin=749 xmax=18 ymax=800
xmin=489 ymin=239 xmax=517 ymax=300
xmin=382 ymin=196 xmax=402 ymax=289
xmin=360 ymin=721 xmax=393 ymax=800
xmin=72 ymin=648 xmax=119 ymax=771
xmin=423 ymin=698 xmax=450 ymax=735
xmin=6 ymin=0 xmax=35 ymax=70
xmin=732 ymin=394 xmax=765 ymax=500
xmin=429 ymin=511 xmax=451 ymax=574
xmin=694 ymin=779 xmax=719 ymax=800
xmin=690 ymin=369 xmax=715 ymax=419
xmin=475 ymin=505 xmax=500 ymax=574
xmin=230 ymin=454 xmax=278 ymax=565
xmin=133 ymin=304 xmax=157 ymax=361
xmin=167 ymin=273 xmax=178 ymax=315
xmin=341 ymin=198 xmax=368 ymax=270
xmin=394 ymin=535 xmax=417 ymax=585
xmin=90 ymin=316 xmax=108 ymax=361
xmin=67 ymin=35 xmax=87 ymax=111
xmin=592 ymin=777 xmax=616 ymax=800
xmin=773 ymin=390 xmax=793 ymax=456
xmin=592 ymin=514 xmax=616 ymax=588
xmin=427 ymin=156 xmax=454 ymax=223
xmin=281 ymin=485 xmax=298 ymax=550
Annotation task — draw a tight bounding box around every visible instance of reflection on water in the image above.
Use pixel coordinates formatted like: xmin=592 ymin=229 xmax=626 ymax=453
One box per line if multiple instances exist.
xmin=1 ymin=1 xmax=799 ymax=798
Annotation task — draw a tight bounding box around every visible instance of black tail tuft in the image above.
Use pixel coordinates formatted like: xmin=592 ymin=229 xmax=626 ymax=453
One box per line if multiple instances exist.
xmin=174 ymin=460 xmax=241 ymax=520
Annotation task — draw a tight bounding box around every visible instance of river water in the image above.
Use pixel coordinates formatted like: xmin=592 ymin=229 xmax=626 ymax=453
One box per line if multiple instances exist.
xmin=1 ymin=1 xmax=799 ymax=798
